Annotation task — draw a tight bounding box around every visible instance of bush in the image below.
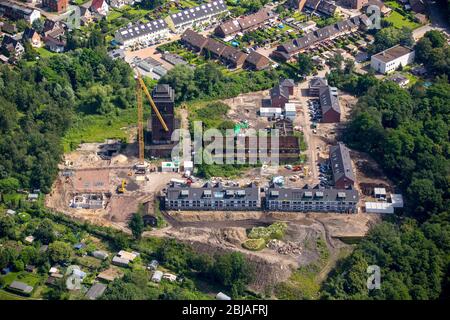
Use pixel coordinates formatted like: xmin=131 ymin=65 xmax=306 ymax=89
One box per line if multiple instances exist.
xmin=242 ymin=238 xmax=266 ymax=251
xmin=248 ymin=222 xmax=287 ymax=241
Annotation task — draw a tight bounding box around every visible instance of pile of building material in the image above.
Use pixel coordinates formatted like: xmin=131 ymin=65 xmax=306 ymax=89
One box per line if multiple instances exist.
xmin=267 ymin=239 xmax=302 ymax=255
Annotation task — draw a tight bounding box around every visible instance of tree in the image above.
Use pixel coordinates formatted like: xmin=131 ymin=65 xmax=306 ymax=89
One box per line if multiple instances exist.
xmin=34 ymin=219 xmax=56 ymax=244
xmin=48 ymin=241 xmax=73 ymax=263
xmin=297 ymin=54 xmax=313 ymax=76
xmin=128 ymin=213 xmax=144 ymax=240
xmin=211 ymin=252 xmax=254 ymax=298
xmin=328 ymin=53 xmax=344 ymax=71
xmin=0 ymin=215 xmax=16 ymax=239
xmin=0 ymin=177 xmax=20 ymax=193
xmin=32 ymin=18 xmax=44 ymax=33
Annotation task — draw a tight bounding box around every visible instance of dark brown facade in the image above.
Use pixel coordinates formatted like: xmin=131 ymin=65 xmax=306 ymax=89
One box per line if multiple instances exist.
xmin=42 ymin=0 xmax=68 ymax=13
xmin=150 ymin=84 xmax=175 ymax=144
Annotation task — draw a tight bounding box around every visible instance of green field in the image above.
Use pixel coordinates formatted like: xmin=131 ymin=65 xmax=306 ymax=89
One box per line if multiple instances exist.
xmin=0 ymin=290 xmax=30 ymax=300
xmin=36 ymin=47 xmax=57 ymax=58
xmin=384 ymin=11 xmax=420 ymax=29
xmin=62 ymin=108 xmax=144 ymax=152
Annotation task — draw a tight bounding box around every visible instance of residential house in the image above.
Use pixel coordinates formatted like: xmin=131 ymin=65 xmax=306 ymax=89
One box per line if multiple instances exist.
xmin=272 ymin=15 xmax=365 ymax=61
xmin=203 ymin=38 xmax=227 ymax=59
xmin=280 ymin=78 xmax=295 ymax=95
xmin=288 ymin=0 xmax=308 ymax=11
xmin=151 ymin=270 xmax=163 ymax=283
xmin=329 ymin=143 xmax=355 ymax=189
xmin=220 ymin=46 xmax=248 ymax=69
xmin=85 ymin=283 xmax=107 ymax=300
xmin=8 ymin=281 xmax=33 ymax=295
xmin=214 ymin=8 xmax=271 ymax=38
xmin=0 ymin=22 xmax=17 ymax=34
xmin=111 ymin=250 xmax=139 ymax=268
xmin=163 ymin=273 xmax=177 ymax=282
xmin=270 ymin=85 xmax=289 ymax=108
xmin=90 ymin=0 xmax=109 ymax=16
xmin=42 ymin=0 xmax=68 ymax=13
xmin=316 ymin=0 xmax=339 ymax=16
xmin=22 ymin=27 xmax=42 ymax=47
xmin=165 ymin=0 xmax=229 ymax=34
xmin=244 ymin=50 xmax=271 ymax=70
xmin=309 ymin=77 xmax=328 ymax=96
xmin=165 ymin=182 xmax=261 ymax=211
xmin=180 ymin=28 xmax=208 ymax=52
xmin=44 ymin=28 xmax=66 ymax=53
xmin=115 ymin=19 xmax=169 ymax=48
xmin=266 ymin=186 xmax=359 ymax=213
xmin=319 ymin=85 xmax=340 ymax=123
xmin=91 ymin=250 xmax=109 ymax=260
xmin=387 ymin=73 xmax=409 ymax=87
xmin=370 ymin=45 xmax=415 ymax=74
xmin=80 ymin=6 xmax=94 ymax=26
xmin=1 ymin=35 xmax=24 ymax=62
xmin=0 ymin=1 xmax=41 ymax=24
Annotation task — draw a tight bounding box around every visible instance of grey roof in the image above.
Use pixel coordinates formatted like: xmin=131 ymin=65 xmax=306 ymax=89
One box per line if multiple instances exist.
xmin=162 ymin=52 xmax=187 ymax=65
xmin=117 ymin=19 xmax=168 ymax=41
xmin=329 ymin=143 xmax=355 ymax=184
xmin=270 ymin=85 xmax=289 ymax=99
xmin=266 ymin=186 xmax=359 ymax=202
xmin=85 ymin=283 xmax=107 ymax=300
xmin=317 ymin=0 xmax=337 ymax=15
xmin=152 ymin=84 xmax=175 ymax=103
xmin=166 ymin=182 xmax=260 ymax=201
xmin=372 ymin=45 xmax=414 ymax=64
xmin=319 ymin=86 xmax=340 ymax=115
xmin=309 ymin=77 xmax=328 ymax=88
xmin=169 ymin=0 xmax=228 ymax=26
xmin=9 ymin=281 xmax=33 ymax=293
xmin=0 ymin=1 xmax=34 ymax=15
xmin=280 ymin=78 xmax=295 ymax=87
xmin=276 ymin=15 xmax=365 ymax=55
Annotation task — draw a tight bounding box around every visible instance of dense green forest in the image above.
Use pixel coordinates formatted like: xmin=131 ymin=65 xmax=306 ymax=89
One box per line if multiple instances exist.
xmin=0 ymin=49 xmax=134 ymax=193
xmin=322 ymin=31 xmax=450 ymax=299
xmin=159 ymin=62 xmax=294 ymax=103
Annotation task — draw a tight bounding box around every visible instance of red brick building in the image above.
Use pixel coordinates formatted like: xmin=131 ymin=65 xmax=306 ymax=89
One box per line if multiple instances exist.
xmin=42 ymin=0 xmax=68 ymax=13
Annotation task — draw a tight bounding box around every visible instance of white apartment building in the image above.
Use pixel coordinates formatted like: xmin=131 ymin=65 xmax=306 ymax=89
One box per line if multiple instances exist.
xmin=165 ymin=0 xmax=229 ymax=34
xmin=115 ymin=19 xmax=170 ymax=48
xmin=370 ymin=45 xmax=415 ymax=74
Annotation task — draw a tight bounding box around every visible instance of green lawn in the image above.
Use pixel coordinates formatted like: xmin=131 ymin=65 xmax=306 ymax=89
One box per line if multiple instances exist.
xmin=62 ymin=108 xmax=145 ymax=152
xmin=36 ymin=47 xmax=57 ymax=59
xmin=384 ymin=11 xmax=420 ymax=29
xmin=0 ymin=290 xmax=30 ymax=300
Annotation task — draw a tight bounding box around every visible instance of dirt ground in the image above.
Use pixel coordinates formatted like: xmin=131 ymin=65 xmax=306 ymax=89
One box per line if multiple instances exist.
xmin=46 ymin=142 xmax=182 ymax=229
xmin=147 ymin=209 xmax=381 ymax=292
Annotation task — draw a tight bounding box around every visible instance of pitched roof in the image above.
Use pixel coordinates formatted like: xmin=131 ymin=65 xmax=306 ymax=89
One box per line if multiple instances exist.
xmin=221 ymin=46 xmax=247 ymax=63
xmin=270 ymin=85 xmax=289 ymax=99
xmin=319 ymin=86 xmax=340 ymax=115
xmin=181 ymin=29 xmax=208 ymax=49
xmin=23 ymin=27 xmax=39 ymax=40
xmin=237 ymin=8 xmax=271 ymax=30
xmin=280 ymin=78 xmax=295 ymax=87
xmin=309 ymin=77 xmax=328 ymax=88
xmin=85 ymin=283 xmax=107 ymax=300
xmin=329 ymin=143 xmax=355 ymax=184
xmin=169 ymin=0 xmax=228 ymax=26
xmin=203 ymin=38 xmax=227 ymax=56
xmin=117 ymin=19 xmax=167 ymax=41
xmin=91 ymin=0 xmax=107 ymax=10
xmin=245 ymin=51 xmax=270 ymax=67
xmin=9 ymin=281 xmax=33 ymax=293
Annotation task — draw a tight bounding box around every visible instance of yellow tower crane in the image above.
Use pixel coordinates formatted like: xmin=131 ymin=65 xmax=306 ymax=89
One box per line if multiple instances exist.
xmin=135 ymin=69 xmax=169 ymax=165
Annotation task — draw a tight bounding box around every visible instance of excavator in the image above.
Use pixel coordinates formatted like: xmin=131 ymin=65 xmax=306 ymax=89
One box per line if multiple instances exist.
xmin=134 ymin=69 xmax=169 ymax=172
xmin=117 ymin=179 xmax=127 ymax=194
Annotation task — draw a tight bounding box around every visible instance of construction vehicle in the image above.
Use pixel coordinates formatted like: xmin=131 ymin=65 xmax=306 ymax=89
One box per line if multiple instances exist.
xmin=134 ymin=69 xmax=169 ymax=168
xmin=117 ymin=179 xmax=127 ymax=193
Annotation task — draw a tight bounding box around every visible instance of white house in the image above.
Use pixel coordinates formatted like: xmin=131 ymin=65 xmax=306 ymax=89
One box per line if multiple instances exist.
xmin=90 ymin=0 xmax=109 ymax=16
xmin=370 ymin=45 xmax=415 ymax=74
xmin=165 ymin=0 xmax=229 ymax=34
xmin=115 ymin=19 xmax=170 ymax=49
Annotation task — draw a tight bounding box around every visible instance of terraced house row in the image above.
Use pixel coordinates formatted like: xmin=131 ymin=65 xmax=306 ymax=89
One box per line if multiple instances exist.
xmin=272 ymin=14 xmax=371 ymax=61
xmin=115 ymin=0 xmax=229 ymax=48
xmin=181 ymin=29 xmax=271 ymax=70
xmin=165 ymin=182 xmax=359 ymax=213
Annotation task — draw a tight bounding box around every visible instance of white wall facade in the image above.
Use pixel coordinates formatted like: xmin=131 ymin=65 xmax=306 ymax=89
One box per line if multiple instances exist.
xmin=371 ymin=50 xmax=415 ymax=74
